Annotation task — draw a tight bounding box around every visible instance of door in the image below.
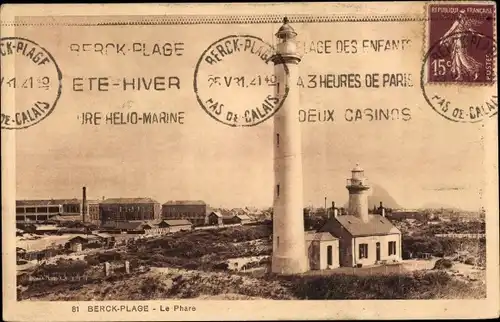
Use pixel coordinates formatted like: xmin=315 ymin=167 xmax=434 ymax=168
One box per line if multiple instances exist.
xmin=376 ymin=242 xmax=381 ymax=262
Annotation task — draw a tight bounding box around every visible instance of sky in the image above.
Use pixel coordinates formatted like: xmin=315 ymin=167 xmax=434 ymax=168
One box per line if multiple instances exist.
xmin=11 ymin=16 xmax=495 ymax=211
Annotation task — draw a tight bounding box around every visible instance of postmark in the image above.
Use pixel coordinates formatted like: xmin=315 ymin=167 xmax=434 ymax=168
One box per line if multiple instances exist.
xmin=193 ymin=35 xmax=289 ymax=127
xmin=0 ymin=37 xmax=62 ymax=130
xmin=421 ymin=4 xmax=497 ymax=123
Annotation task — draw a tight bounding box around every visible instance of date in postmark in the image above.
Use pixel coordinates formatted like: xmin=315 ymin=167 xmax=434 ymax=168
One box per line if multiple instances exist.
xmin=0 ymin=37 xmax=62 ymax=130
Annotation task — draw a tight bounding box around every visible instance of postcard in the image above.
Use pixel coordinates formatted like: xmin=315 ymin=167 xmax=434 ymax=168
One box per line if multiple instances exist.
xmin=1 ymin=2 xmax=498 ymax=321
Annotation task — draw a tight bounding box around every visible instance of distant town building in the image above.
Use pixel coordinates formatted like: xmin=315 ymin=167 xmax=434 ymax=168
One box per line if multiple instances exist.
xmin=33 ymin=224 xmax=60 ymax=235
xmin=66 ymin=233 xmax=115 ymax=251
xmin=387 ymin=210 xmax=428 ymax=221
xmin=207 ymin=211 xmax=223 ymax=226
xmin=160 ymin=219 xmax=193 ymax=233
xmin=100 ymin=198 xmax=161 ymax=224
xmin=223 ymin=214 xmax=253 ymax=225
xmin=100 ymin=219 xmax=192 ymax=234
xmin=162 ymin=200 xmax=207 ymax=225
xmin=144 ymin=219 xmax=193 ymax=234
xmin=101 ymin=220 xmax=153 ymax=233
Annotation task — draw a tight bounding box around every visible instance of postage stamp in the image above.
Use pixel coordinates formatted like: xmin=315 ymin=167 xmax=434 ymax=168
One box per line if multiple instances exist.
xmin=421 ymin=3 xmax=498 ymax=123
xmin=426 ymin=4 xmax=496 ymax=84
xmin=1 ymin=2 xmax=499 ymax=322
xmin=0 ymin=37 xmax=62 ymax=130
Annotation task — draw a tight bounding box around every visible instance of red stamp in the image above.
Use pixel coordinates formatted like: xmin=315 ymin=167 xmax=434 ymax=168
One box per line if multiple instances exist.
xmin=427 ymin=4 xmax=496 ymax=84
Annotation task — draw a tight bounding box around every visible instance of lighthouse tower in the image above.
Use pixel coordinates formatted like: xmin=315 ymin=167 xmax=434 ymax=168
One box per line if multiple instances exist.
xmin=271 ymin=18 xmax=307 ymax=274
xmin=346 ymin=164 xmax=371 ymax=222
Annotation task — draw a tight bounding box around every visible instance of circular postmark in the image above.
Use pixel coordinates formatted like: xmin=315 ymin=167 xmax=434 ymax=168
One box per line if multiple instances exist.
xmin=193 ymin=35 xmax=289 ymax=127
xmin=1 ymin=37 xmax=62 ymax=130
xmin=420 ymin=31 xmax=497 ymax=123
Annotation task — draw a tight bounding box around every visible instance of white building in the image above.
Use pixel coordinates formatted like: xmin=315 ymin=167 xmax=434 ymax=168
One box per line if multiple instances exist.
xmin=271 ymin=17 xmax=308 ymax=274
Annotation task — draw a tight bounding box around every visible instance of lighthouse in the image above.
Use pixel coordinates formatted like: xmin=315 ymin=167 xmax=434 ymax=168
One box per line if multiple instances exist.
xmin=271 ymin=18 xmax=307 ymax=274
xmin=346 ymin=164 xmax=371 ymax=222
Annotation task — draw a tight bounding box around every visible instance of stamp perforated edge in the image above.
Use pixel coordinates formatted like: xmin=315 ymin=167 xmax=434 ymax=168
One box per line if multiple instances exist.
xmin=422 ymin=1 xmax=497 ymax=88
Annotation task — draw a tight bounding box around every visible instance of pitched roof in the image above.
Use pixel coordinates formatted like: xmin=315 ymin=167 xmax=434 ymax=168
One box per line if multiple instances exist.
xmin=209 ymin=211 xmax=223 ymax=217
xmin=48 ymin=215 xmax=84 ymax=221
xmin=68 ymin=235 xmax=99 ymax=242
xmin=334 ymin=215 xmax=400 ymax=237
xmin=163 ymin=219 xmax=192 ymax=226
xmin=305 ymin=231 xmax=338 ymax=241
xmin=101 ymin=221 xmax=147 ymax=230
xmin=146 ymin=219 xmax=164 ymax=226
xmin=93 ymin=233 xmax=113 ymax=239
xmin=163 ymin=200 xmax=206 ymax=206
xmin=101 ymin=198 xmax=159 ymax=204
xmin=234 ymin=214 xmax=252 ymax=221
xmin=34 ymin=225 xmax=59 ymax=231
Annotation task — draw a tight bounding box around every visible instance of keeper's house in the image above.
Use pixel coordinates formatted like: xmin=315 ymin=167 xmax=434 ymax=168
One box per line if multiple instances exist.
xmin=319 ymin=214 xmax=402 ymax=267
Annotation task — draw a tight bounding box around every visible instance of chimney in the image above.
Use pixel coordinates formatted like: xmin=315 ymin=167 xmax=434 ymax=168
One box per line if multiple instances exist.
xmin=82 ymin=186 xmax=87 ymax=222
xmin=102 ymin=196 xmax=105 ymax=201
xmin=332 ymin=201 xmax=338 ymax=218
xmin=380 ymin=201 xmax=386 ymax=217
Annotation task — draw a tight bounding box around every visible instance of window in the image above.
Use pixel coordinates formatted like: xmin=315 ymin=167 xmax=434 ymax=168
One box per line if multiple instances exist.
xmin=359 ymin=243 xmax=368 ymax=259
xmin=327 ymin=245 xmax=333 ymax=266
xmin=276 ymin=133 xmax=280 ymax=147
xmin=276 ymin=184 xmax=280 ymax=198
xmin=388 ymin=241 xmax=397 ymax=256
xmin=277 ymin=236 xmax=279 ymax=249
xmin=48 ymin=206 xmax=60 ymax=213
xmin=36 ymin=207 xmax=48 ymax=213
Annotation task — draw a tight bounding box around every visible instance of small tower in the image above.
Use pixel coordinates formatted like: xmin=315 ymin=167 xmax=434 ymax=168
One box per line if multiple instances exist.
xmin=346 ymin=164 xmax=371 ymax=222
xmin=271 ymin=17 xmax=307 ymax=275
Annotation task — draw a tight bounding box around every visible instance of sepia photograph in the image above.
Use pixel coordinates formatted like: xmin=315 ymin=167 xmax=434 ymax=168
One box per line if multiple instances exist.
xmin=2 ymin=2 xmax=498 ymax=321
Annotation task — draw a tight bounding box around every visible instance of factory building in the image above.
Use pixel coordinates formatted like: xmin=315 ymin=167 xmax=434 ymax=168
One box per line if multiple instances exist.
xmin=100 ymin=197 xmax=161 ymax=224
xmin=16 ymin=199 xmax=82 ymax=223
xmin=16 ymin=187 xmax=100 ymax=224
xmin=162 ymin=200 xmax=208 ymax=226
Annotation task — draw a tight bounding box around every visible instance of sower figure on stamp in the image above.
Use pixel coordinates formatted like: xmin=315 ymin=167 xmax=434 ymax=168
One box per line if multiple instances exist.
xmin=439 ymin=9 xmax=484 ymax=81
